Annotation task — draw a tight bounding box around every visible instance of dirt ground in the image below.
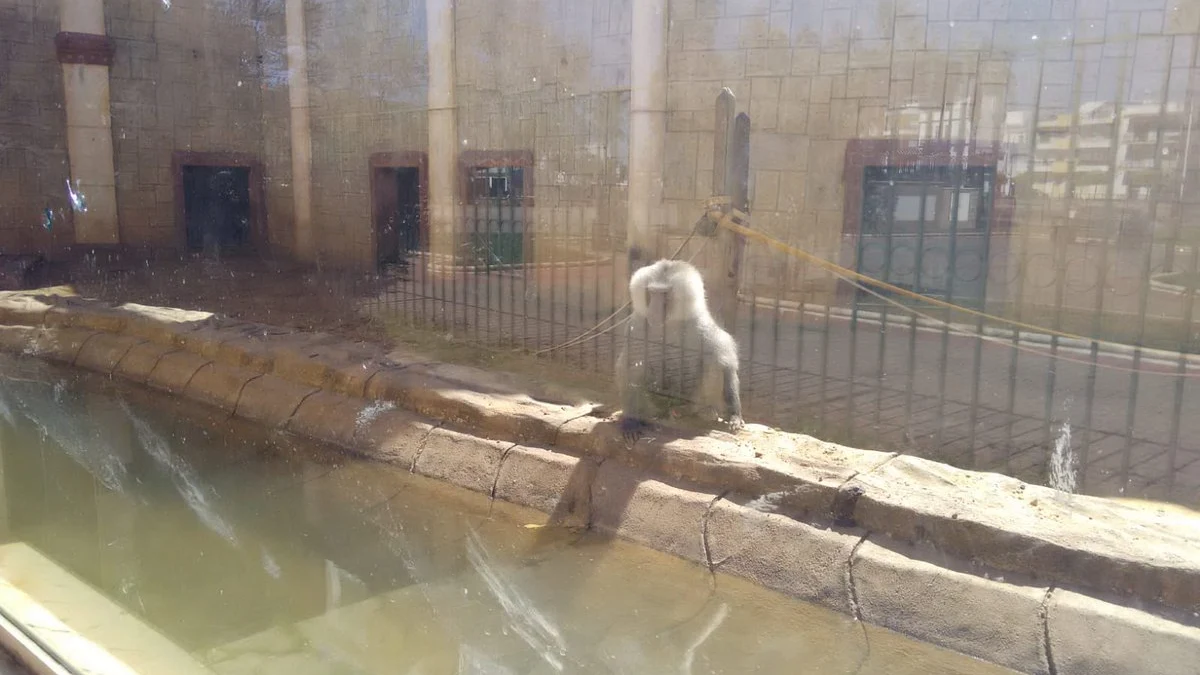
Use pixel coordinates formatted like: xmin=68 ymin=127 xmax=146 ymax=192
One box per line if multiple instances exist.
xmin=71 ymin=256 xmax=388 ymax=342
xmin=63 ymin=254 xmax=619 ymax=406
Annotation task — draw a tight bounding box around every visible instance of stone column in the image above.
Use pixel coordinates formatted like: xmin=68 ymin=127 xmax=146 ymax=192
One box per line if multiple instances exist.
xmin=285 ymin=0 xmax=315 ymax=261
xmin=55 ymin=0 xmax=119 ymax=245
xmin=426 ymin=0 xmax=458 ymax=260
xmin=627 ymin=0 xmax=667 ymax=259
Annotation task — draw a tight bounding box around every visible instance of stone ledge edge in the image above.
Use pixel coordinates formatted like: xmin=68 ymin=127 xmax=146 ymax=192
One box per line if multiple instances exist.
xmin=0 ymin=294 xmax=1195 ymax=673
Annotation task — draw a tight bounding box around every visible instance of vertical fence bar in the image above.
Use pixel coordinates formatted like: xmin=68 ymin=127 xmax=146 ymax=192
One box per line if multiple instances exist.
xmin=1121 ymin=41 xmax=1179 ymax=493
xmin=1079 ymin=55 xmax=1128 ymax=492
xmin=847 ymin=171 xmax=868 ymax=445
xmin=548 ymin=206 xmax=559 ymax=360
xmin=874 ymin=160 xmax=899 ymax=447
xmin=1003 ymin=53 xmax=1047 ymax=472
xmin=1041 ymin=62 xmax=1085 ymax=477
xmin=902 ymin=164 xmax=931 ymax=443
xmin=935 ymin=145 xmax=967 ymax=456
xmin=1166 ymin=59 xmax=1200 ymax=499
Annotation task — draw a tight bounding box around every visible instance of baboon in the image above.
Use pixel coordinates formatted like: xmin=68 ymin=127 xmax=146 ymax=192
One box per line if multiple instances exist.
xmin=615 ymin=251 xmax=744 ymax=440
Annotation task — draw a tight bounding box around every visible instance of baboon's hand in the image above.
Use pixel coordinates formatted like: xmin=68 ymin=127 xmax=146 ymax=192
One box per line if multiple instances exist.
xmin=724 ymin=415 xmax=745 ymax=433
xmin=619 ymin=415 xmax=648 ymax=443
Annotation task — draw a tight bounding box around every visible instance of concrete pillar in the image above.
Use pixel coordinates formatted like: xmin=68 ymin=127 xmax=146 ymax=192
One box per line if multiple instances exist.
xmin=628 ymin=0 xmax=668 ymax=257
xmin=55 ymin=0 xmax=119 ymax=245
xmin=426 ymin=0 xmax=458 ymax=259
xmin=285 ymin=0 xmax=315 ymax=261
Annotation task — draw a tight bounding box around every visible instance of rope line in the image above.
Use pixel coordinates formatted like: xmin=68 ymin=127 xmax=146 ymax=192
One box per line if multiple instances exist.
xmin=532 ymin=229 xmax=709 ymax=355
xmin=703 ymin=196 xmax=1200 ymax=378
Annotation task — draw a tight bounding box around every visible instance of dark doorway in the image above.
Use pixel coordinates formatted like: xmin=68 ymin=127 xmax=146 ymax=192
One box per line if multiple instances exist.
xmin=181 ymin=165 xmax=252 ymax=254
xmin=373 ymin=166 xmax=423 ymax=266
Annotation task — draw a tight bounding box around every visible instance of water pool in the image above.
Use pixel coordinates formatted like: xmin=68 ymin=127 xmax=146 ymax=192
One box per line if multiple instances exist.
xmin=0 ymin=354 xmax=1017 ymax=674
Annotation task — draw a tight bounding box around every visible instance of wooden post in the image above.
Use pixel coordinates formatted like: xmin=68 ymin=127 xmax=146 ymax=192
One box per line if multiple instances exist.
xmin=709 ymin=97 xmax=749 ymax=332
xmin=712 ymin=88 xmax=735 ymax=201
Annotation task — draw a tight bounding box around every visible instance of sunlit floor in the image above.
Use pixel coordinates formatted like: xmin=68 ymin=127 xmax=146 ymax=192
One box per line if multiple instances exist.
xmin=0 ymin=354 xmax=1017 ymax=674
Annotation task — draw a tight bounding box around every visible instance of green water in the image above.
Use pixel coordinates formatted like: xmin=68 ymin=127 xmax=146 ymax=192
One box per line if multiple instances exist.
xmin=0 ymin=354 xmax=1017 ymax=674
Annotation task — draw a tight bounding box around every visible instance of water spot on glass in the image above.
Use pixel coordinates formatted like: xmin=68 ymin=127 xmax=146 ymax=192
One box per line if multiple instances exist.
xmin=66 ymin=179 xmax=87 ymax=213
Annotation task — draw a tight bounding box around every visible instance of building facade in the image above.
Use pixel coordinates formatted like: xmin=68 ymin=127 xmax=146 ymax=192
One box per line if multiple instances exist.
xmin=3 ymin=0 xmax=1199 ymax=307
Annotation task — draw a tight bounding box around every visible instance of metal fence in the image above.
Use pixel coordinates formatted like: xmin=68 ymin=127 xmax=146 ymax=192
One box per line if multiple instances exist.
xmin=355 ymin=91 xmax=1200 ymax=510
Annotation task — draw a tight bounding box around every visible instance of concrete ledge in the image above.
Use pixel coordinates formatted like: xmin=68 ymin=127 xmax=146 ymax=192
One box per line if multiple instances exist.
xmin=1047 ymin=588 xmax=1200 ymax=675
xmin=355 ymin=407 xmax=437 ymax=466
xmin=412 ymin=427 xmax=511 ymax=494
xmin=0 ymin=293 xmax=51 ymax=326
xmin=233 ymin=374 xmax=318 ymax=427
xmin=74 ymin=333 xmax=144 ymax=375
xmin=288 ymin=390 xmax=372 ymax=449
xmin=145 ymin=350 xmax=211 ymax=395
xmin=493 ymin=445 xmax=593 ymax=529
xmin=590 ymin=461 xmax=711 ymax=566
xmin=852 ymin=539 xmax=1050 ymax=674
xmin=112 ymin=341 xmax=177 ymax=384
xmin=365 ymin=365 xmax=588 ymax=447
xmin=44 ymin=299 xmax=129 ymax=333
xmin=183 ymin=363 xmax=261 ymax=413
xmin=846 ymin=455 xmax=1200 ymax=612
xmin=706 ymin=500 xmax=857 ymax=615
xmin=0 ymin=326 xmax=40 ymax=354
xmin=30 ymin=327 xmax=97 ymax=365
xmin=172 ymin=321 xmax=261 ymax=360
xmin=115 ymin=302 xmax=213 ymax=344
xmin=1 ymin=292 xmax=1198 ymax=674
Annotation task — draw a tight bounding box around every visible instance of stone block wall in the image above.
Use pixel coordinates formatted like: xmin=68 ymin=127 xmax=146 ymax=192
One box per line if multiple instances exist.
xmin=449 ymin=0 xmax=632 ymax=261
xmin=302 ymin=0 xmax=428 ymax=268
xmin=105 ymin=0 xmax=267 ymax=251
xmin=5 ymin=0 xmax=1200 ymax=301
xmin=0 ymin=0 xmax=71 ymax=256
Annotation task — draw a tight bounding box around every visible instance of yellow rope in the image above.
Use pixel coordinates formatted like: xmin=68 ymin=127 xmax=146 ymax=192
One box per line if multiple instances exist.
xmin=704 ymin=197 xmax=1148 ymax=354
xmin=703 ymin=195 xmax=1200 ymax=377
xmin=532 ymin=230 xmax=710 ymax=355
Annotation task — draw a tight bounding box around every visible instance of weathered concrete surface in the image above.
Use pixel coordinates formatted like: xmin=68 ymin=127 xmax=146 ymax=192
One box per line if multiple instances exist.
xmin=0 ymin=325 xmax=38 ymax=353
xmin=183 ymin=363 xmax=261 ymax=413
xmin=0 ymin=292 xmax=52 ymax=326
xmin=590 ymin=460 xmax=711 ymax=566
xmin=270 ymin=334 xmax=372 ymax=389
xmin=29 ymin=327 xmax=98 ymax=365
xmin=173 ymin=320 xmax=262 ymax=360
xmin=846 ymin=455 xmax=1200 ymax=612
xmin=706 ymin=499 xmax=858 ymax=615
xmin=233 ymin=374 xmax=318 ymax=427
xmin=1 ymin=291 xmax=1198 ymax=675
xmin=44 ymin=298 xmax=130 ymax=333
xmin=852 ymin=539 xmax=1050 ymax=674
xmin=288 ymin=390 xmax=373 ymax=449
xmin=112 ymin=341 xmax=177 ymax=383
xmin=116 ymin=302 xmax=213 ymax=344
xmin=74 ymin=332 xmax=144 ymax=375
xmin=1047 ymin=588 xmax=1200 ymax=675
xmin=145 ymin=350 xmax=211 ymax=395
xmin=493 ymin=445 xmax=594 ymax=529
xmin=412 ymin=426 xmax=511 ymax=494
xmin=365 ymin=365 xmax=590 ymax=446
xmin=354 ymin=407 xmax=437 ymax=467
